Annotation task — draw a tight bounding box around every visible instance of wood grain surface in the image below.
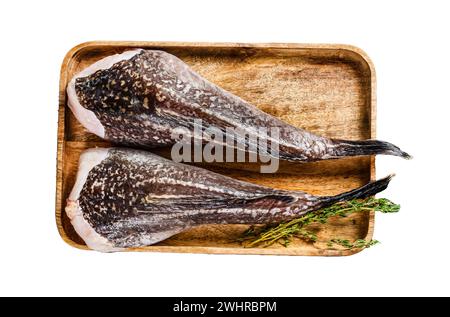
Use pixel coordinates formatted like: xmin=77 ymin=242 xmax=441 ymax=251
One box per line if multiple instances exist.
xmin=56 ymin=42 xmax=376 ymax=256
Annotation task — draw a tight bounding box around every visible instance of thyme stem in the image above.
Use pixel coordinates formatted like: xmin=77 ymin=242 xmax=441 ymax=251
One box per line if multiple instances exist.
xmin=239 ymin=197 xmax=400 ymax=249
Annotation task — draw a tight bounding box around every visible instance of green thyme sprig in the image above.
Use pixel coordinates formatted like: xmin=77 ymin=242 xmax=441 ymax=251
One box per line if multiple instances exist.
xmin=239 ymin=197 xmax=399 ymax=248
xmin=327 ymin=238 xmax=380 ymax=250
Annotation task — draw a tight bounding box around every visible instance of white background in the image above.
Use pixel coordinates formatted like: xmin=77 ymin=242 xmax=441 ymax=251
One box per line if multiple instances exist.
xmin=0 ymin=0 xmax=448 ymax=296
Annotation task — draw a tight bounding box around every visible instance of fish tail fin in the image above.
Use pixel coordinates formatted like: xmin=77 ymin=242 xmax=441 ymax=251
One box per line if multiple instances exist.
xmin=332 ymin=139 xmax=412 ymax=159
xmin=319 ymin=174 xmax=394 ymax=207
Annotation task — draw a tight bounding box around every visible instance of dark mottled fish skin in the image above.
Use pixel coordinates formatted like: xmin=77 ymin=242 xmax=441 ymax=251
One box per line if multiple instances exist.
xmin=71 ymin=49 xmax=410 ymax=162
xmin=70 ymin=148 xmax=393 ymax=251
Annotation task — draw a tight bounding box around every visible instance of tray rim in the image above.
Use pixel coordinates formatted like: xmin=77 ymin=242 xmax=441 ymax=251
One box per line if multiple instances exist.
xmin=56 ymin=41 xmax=377 ymax=256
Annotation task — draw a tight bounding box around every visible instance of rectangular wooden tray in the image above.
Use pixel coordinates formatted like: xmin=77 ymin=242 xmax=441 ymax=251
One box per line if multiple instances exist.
xmin=56 ymin=41 xmax=376 ymax=256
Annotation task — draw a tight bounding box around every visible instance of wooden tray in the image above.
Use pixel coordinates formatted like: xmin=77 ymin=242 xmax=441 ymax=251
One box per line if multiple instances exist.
xmin=56 ymin=42 xmax=376 ymax=256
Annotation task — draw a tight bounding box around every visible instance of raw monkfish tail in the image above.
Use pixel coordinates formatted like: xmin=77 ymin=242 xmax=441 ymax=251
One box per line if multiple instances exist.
xmin=67 ymin=49 xmax=411 ymax=163
xmin=66 ymin=147 xmax=396 ymax=252
xmin=332 ymin=139 xmax=411 ymax=159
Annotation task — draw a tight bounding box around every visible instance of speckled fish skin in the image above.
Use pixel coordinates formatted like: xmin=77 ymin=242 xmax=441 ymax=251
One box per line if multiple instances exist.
xmin=70 ymin=49 xmax=410 ymax=162
xmin=66 ymin=148 xmax=393 ymax=252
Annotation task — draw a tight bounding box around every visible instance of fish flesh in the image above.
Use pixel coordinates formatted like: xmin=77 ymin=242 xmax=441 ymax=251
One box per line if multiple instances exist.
xmin=67 ymin=49 xmax=410 ymax=163
xmin=66 ymin=147 xmax=394 ymax=252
